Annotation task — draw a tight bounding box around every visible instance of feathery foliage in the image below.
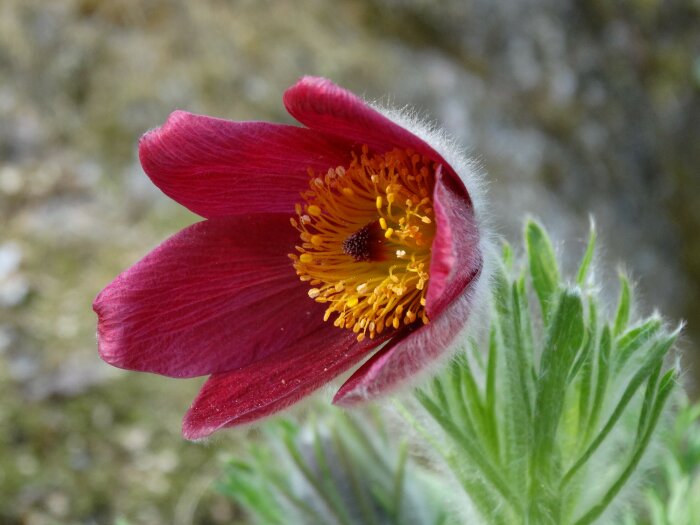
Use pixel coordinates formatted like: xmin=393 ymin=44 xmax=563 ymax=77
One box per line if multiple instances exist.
xmin=412 ymin=220 xmax=679 ymax=524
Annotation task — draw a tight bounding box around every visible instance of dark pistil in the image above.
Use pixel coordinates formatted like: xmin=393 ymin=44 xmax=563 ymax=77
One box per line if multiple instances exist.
xmin=342 ymin=221 xmax=386 ymax=262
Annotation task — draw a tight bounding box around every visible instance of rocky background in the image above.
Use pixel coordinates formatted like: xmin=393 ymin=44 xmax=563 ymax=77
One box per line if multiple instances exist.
xmin=1 ymin=0 xmax=698 ymax=523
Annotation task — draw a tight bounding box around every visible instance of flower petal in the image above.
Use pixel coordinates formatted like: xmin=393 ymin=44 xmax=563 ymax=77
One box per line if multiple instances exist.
xmin=333 ymin=283 xmax=479 ymax=407
xmin=182 ymin=330 xmax=387 ymax=439
xmin=139 ymin=110 xmax=350 ymax=218
xmin=284 ymin=77 xmax=457 ymax=175
xmin=426 ymin=168 xmax=482 ymax=317
xmin=94 ymin=214 xmax=336 ymax=378
xmin=333 ymin=171 xmax=483 ymax=405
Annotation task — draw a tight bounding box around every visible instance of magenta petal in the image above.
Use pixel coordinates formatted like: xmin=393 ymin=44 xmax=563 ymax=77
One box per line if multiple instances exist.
xmin=139 ymin=111 xmax=349 ymax=218
xmin=333 ymin=172 xmax=483 ymax=405
xmin=426 ymin=168 xmax=482 ymax=317
xmin=284 ymin=77 xmax=456 ymax=172
xmin=94 ymin=214 xmax=336 ymax=378
xmin=182 ymin=331 xmax=388 ymax=439
xmin=333 ymin=290 xmax=478 ymax=407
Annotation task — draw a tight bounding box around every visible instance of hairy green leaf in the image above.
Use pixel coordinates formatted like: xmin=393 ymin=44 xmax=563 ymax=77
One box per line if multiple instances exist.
xmin=526 ymin=220 xmax=560 ymax=321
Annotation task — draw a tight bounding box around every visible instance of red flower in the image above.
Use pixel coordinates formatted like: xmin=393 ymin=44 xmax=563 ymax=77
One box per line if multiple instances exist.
xmin=93 ymin=77 xmax=484 ymax=440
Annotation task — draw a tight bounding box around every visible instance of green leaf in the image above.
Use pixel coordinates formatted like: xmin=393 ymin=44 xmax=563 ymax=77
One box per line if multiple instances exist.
xmin=221 ymin=437 xmax=326 ymax=525
xmin=563 ymin=332 xmax=677 ymax=487
xmin=575 ymin=299 xmax=598 ymax=435
xmin=330 ymin=427 xmax=383 ymax=525
xmin=447 ymin=357 xmax=473 ymax=434
xmin=513 ymin=276 xmax=536 ymax=398
xmin=452 ymin=469 xmax=512 ymax=525
xmin=533 ymin=290 xmax=585 ymax=460
xmin=221 ymin=466 xmax=285 ymax=524
xmin=416 ymin=390 xmax=523 ymax=515
xmin=575 ymin=218 xmax=597 ymax=286
xmin=584 ymin=325 xmax=612 ymax=443
xmin=502 ymin=240 xmax=514 ymax=270
xmin=635 ymin=362 xmax=663 ymax=447
xmin=568 ymin=300 xmax=596 ymax=384
xmin=431 ymin=375 xmax=451 ymax=415
xmin=529 ymin=289 xmax=585 ymax=521
xmin=526 ymin=220 xmax=560 ymax=321
xmin=613 ymin=274 xmax=632 ymax=336
xmin=283 ymin=427 xmax=354 ymax=525
xmin=484 ymin=328 xmax=501 ymax=462
xmin=616 ymin=317 xmax=663 ymax=372
xmin=573 ymin=371 xmax=676 ymax=525
xmin=450 ymin=353 xmax=489 ymax=449
xmin=391 ymin=442 xmax=408 ymax=525
xmin=494 ymin=267 xmax=533 ymax=490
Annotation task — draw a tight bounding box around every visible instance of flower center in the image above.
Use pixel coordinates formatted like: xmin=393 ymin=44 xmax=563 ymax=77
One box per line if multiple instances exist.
xmin=289 ymin=146 xmax=437 ymax=341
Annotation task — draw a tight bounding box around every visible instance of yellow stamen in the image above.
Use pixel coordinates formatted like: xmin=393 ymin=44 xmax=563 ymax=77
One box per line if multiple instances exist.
xmin=291 ymin=147 xmax=438 ymax=341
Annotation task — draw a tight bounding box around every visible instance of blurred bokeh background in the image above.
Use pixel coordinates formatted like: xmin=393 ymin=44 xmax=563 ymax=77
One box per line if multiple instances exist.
xmin=1 ymin=0 xmax=698 ymax=523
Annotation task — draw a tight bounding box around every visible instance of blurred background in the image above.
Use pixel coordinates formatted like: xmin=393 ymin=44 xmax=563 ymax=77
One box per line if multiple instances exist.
xmin=0 ymin=0 xmax=698 ymax=523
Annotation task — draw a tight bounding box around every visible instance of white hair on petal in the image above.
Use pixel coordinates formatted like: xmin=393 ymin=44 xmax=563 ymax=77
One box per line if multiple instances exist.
xmin=374 ymin=103 xmax=491 ymax=230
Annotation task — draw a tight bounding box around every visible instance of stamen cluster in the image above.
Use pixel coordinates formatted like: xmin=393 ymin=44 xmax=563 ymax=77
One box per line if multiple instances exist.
xmin=290 ymin=146 xmax=437 ymax=341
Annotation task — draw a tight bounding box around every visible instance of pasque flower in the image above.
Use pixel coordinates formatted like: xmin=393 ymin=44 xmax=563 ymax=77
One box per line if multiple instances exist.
xmin=93 ymin=77 xmax=485 ymax=440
